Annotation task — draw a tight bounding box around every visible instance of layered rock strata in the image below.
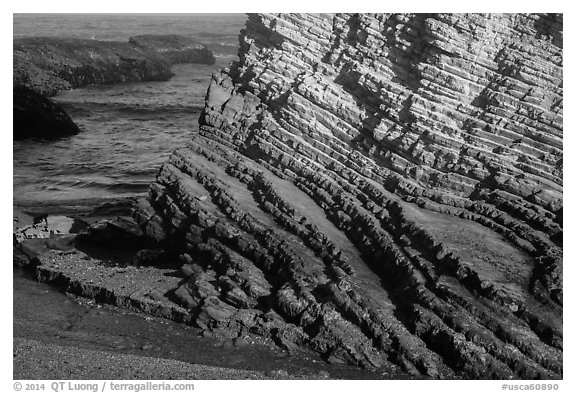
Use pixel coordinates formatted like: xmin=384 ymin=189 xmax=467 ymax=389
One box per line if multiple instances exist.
xmin=135 ymin=13 xmax=562 ymax=379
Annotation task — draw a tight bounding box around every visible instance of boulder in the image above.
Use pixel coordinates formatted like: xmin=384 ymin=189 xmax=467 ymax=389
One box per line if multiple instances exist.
xmin=13 ymin=86 xmax=80 ymax=140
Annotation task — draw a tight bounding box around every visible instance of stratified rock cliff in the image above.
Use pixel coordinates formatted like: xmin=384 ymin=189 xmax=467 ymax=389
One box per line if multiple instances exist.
xmin=135 ymin=14 xmax=562 ymax=379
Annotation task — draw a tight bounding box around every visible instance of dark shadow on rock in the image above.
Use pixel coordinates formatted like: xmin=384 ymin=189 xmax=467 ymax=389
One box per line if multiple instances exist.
xmin=13 ymin=86 xmax=80 ymax=140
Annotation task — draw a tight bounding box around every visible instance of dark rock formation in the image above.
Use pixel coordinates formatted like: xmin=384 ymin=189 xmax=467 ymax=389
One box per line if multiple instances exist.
xmin=13 ymin=34 xmax=216 ymax=140
xmin=13 ymin=86 xmax=80 ymax=140
xmin=13 ymin=35 xmax=215 ymax=97
xmin=13 ymin=37 xmax=171 ymax=96
xmin=134 ymin=13 xmax=561 ymax=379
xmin=129 ymin=34 xmax=215 ymax=65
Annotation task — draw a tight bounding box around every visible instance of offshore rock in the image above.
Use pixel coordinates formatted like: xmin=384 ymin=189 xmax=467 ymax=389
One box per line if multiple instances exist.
xmin=13 ymin=35 xmax=215 ymax=96
xmin=13 ymin=35 xmax=214 ymax=140
xmin=136 ymin=14 xmax=562 ymax=379
xmin=13 ymin=37 xmax=171 ymax=96
xmin=13 ymin=86 xmax=80 ymax=140
xmin=129 ymin=35 xmax=215 ymax=65
xmin=13 ymin=210 xmax=77 ymax=261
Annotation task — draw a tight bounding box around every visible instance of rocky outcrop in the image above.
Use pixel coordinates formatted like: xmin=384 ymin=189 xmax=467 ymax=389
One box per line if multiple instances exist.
xmin=13 ymin=34 xmax=215 ymax=140
xmin=13 ymin=86 xmax=80 ymax=140
xmin=129 ymin=35 xmax=215 ymax=65
xmin=136 ymin=13 xmax=562 ymax=379
xmin=13 ymin=35 xmax=215 ymax=96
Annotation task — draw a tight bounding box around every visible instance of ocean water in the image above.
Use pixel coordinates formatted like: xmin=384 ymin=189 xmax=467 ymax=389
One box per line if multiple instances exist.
xmin=13 ymin=13 xmax=245 ymax=56
xmin=13 ymin=14 xmax=247 ymax=214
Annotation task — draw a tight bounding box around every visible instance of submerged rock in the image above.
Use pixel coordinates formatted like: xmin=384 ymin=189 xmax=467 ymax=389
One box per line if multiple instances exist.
xmin=13 ymin=210 xmax=78 ymax=260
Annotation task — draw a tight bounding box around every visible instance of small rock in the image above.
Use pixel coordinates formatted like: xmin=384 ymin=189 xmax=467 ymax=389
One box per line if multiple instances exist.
xmin=265 ymin=369 xmax=290 ymax=379
xmin=233 ymin=337 xmax=249 ymax=348
xmin=195 ymin=296 xmax=237 ymax=329
xmin=326 ymin=355 xmax=346 ymax=364
xmin=46 ymin=234 xmax=76 ymax=251
xmin=145 ymin=291 xmax=165 ymax=302
xmin=173 ymin=285 xmax=199 ymax=310
xmin=221 ymin=340 xmax=234 ymax=348
xmin=180 ymin=263 xmax=203 ymax=278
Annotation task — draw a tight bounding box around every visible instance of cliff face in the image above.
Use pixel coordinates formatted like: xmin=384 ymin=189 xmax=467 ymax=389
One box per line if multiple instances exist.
xmin=136 ymin=14 xmax=562 ymax=379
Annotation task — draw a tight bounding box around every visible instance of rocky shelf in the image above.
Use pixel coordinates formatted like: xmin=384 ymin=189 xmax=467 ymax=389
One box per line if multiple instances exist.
xmin=132 ymin=13 xmax=562 ymax=379
xmin=12 ymin=209 xmax=408 ymax=379
xmin=13 ymin=34 xmax=215 ymax=97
